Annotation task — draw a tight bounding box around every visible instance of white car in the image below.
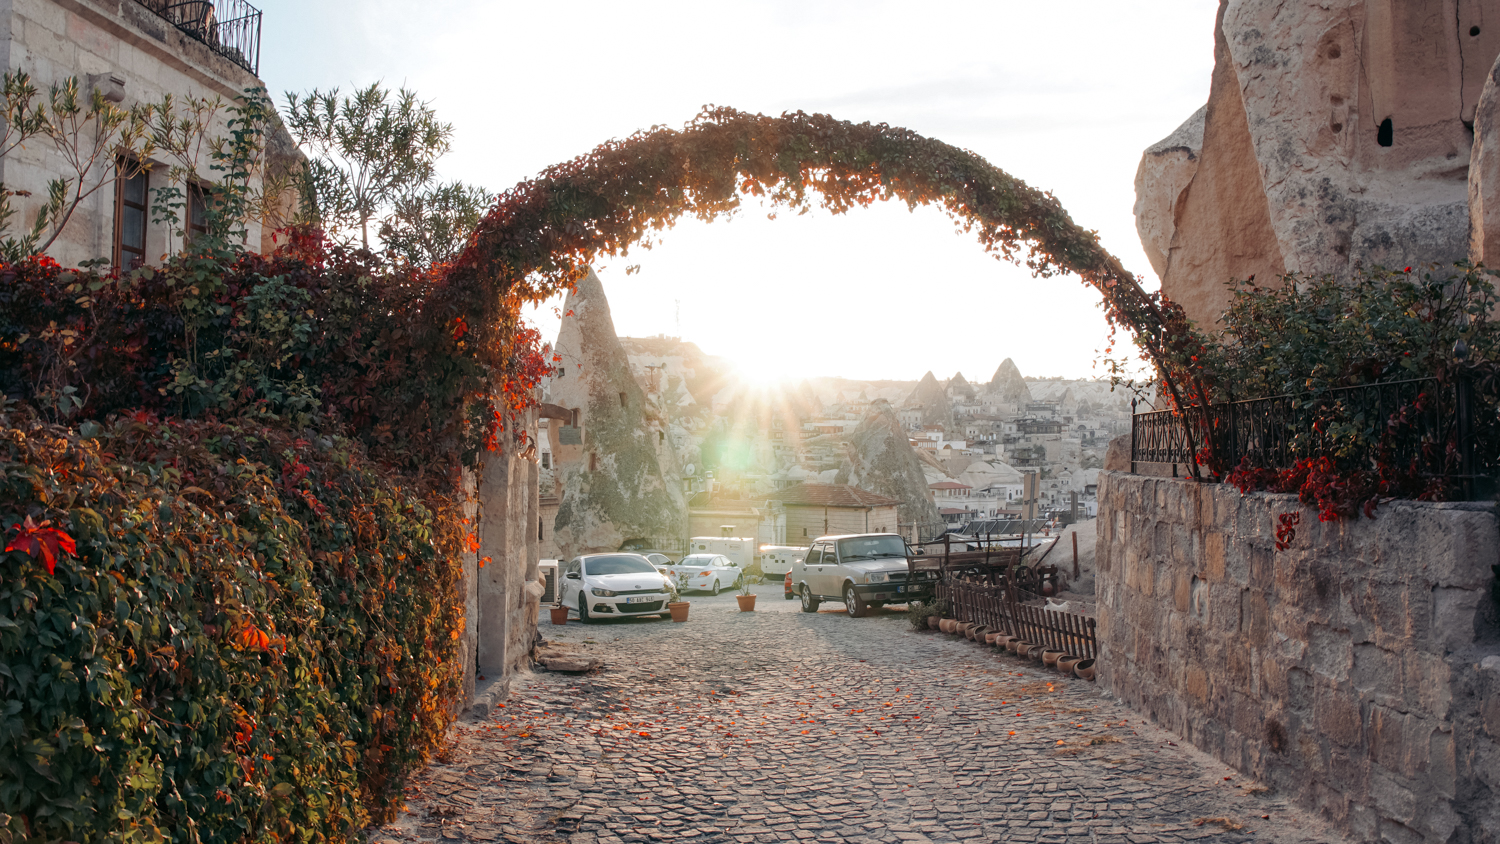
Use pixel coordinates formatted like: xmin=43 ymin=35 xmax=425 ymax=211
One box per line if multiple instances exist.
xmin=661 ymin=553 xmax=743 ymax=595
xmin=559 ymin=553 xmax=676 ymax=622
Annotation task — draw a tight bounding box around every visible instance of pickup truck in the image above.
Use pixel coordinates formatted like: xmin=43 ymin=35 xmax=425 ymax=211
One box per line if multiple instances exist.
xmin=790 ymin=533 xmax=935 ymax=617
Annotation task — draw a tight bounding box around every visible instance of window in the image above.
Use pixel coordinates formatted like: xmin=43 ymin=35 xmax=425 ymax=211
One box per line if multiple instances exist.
xmin=186 ymin=183 xmax=213 ymax=243
xmin=114 ymin=163 xmax=148 ymax=267
xmin=804 ymin=547 xmax=822 ymax=566
xmin=619 ymin=391 xmax=627 ymax=408
xmin=540 ymin=452 xmax=551 ymax=469
xmin=538 ymin=517 xmax=545 ymax=541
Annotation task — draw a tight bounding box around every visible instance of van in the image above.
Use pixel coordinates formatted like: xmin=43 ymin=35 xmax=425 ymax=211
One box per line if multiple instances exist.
xmin=686 ymin=536 xmax=755 ymax=570
xmin=757 ymin=545 xmax=806 ymax=577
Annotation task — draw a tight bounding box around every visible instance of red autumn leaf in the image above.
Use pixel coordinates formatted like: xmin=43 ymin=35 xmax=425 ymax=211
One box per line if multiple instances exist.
xmin=5 ymin=516 xmax=77 ymax=575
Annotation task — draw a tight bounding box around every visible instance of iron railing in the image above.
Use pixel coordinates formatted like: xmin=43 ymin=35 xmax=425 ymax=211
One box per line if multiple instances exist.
xmin=135 ymin=0 xmax=262 ymax=76
xmin=1130 ymin=374 xmax=1492 ymax=499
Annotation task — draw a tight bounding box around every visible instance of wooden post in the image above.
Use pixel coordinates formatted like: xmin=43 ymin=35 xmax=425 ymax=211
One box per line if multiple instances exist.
xmin=1072 ymin=531 xmax=1080 ymax=580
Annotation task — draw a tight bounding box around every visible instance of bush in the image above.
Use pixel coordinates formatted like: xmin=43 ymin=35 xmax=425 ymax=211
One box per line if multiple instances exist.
xmin=0 ymin=409 xmax=462 ymax=842
xmin=906 ymin=597 xmax=948 ymax=631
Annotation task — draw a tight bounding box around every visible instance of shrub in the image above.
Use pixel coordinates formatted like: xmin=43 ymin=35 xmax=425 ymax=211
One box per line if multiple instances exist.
xmin=0 ymin=408 xmax=462 ymax=842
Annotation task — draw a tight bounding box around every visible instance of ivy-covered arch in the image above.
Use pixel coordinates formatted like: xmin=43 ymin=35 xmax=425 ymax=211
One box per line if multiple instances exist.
xmin=440 ymin=107 xmax=1205 ymax=459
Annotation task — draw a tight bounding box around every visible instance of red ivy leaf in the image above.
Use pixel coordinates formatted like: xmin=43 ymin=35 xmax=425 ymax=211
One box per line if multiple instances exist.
xmin=5 ymin=516 xmax=77 ymax=575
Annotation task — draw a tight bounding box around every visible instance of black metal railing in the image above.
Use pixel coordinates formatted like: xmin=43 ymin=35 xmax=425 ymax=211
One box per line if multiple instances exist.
xmin=1130 ymin=374 xmax=1492 ymax=499
xmin=135 ymin=0 xmax=262 ymax=76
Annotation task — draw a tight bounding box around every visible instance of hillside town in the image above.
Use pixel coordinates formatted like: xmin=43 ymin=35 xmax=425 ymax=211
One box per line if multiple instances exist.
xmin=534 ymin=268 xmax=1129 ymax=562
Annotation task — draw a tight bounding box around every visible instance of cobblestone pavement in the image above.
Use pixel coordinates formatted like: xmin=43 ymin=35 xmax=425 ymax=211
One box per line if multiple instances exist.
xmin=376 ymin=584 xmax=1351 ymax=844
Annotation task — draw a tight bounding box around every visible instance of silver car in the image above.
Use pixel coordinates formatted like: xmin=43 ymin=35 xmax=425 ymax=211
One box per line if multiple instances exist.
xmin=791 ymin=533 xmax=934 ymax=617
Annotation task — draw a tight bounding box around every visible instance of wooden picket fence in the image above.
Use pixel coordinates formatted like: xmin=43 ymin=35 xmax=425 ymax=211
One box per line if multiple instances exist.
xmin=937 ymin=576 xmax=1097 ymax=661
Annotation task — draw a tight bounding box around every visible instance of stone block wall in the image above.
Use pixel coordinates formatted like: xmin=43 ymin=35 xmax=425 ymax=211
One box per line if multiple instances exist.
xmin=1096 ymin=472 xmax=1500 ymax=844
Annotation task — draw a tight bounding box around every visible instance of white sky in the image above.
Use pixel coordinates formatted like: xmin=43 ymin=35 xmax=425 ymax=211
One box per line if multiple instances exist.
xmin=255 ymin=0 xmax=1219 ymax=382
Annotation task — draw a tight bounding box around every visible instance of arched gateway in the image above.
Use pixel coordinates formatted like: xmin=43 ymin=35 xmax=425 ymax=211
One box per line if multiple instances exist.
xmin=452 ymin=107 xmax=1204 ymax=702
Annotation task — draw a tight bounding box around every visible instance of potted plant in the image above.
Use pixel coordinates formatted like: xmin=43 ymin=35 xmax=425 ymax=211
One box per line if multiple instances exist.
xmin=667 ymin=598 xmax=691 ymax=622
xmin=549 ymin=604 xmax=569 ymax=625
xmin=735 ymin=571 xmax=757 ymax=612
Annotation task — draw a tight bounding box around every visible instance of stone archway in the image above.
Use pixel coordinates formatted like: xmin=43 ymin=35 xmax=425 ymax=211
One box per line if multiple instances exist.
xmin=452 ymin=107 xmax=1209 ymax=704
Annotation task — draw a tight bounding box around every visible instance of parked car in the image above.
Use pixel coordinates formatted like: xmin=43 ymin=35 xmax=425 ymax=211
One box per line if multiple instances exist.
xmin=661 ymin=553 xmax=743 ymax=595
xmin=790 ymin=533 xmax=935 ymax=617
xmin=559 ymin=553 xmax=676 ymax=622
xmin=642 ymin=552 xmax=675 ymax=569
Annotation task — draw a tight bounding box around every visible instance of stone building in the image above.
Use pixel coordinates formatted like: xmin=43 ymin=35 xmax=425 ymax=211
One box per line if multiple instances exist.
xmin=0 ymin=0 xmax=298 ymax=265
xmin=764 ymin=483 xmax=901 ymax=544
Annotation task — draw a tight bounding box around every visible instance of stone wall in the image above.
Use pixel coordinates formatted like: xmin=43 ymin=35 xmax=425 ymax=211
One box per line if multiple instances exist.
xmin=1096 ymin=472 xmax=1500 ymax=844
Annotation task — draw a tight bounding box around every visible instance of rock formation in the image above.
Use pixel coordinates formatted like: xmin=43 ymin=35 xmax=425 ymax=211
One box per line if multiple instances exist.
xmin=903 ymin=371 xmax=953 ymax=429
xmin=835 ymin=400 xmax=944 ymax=532
xmin=1137 ymin=1 xmax=1500 ymax=330
xmin=546 ymin=267 xmax=687 ymax=557
xmin=947 ymin=372 xmax=976 ymax=401
xmin=985 ymin=358 xmax=1032 ymax=404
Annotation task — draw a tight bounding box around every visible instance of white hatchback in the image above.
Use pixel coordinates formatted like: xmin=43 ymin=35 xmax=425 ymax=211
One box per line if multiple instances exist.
xmin=560 ymin=553 xmax=676 ymax=622
xmin=661 ymin=553 xmax=743 ymax=595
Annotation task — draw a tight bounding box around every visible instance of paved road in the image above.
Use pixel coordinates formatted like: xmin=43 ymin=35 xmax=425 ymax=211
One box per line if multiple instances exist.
xmin=375 ymin=583 xmax=1349 ymax=844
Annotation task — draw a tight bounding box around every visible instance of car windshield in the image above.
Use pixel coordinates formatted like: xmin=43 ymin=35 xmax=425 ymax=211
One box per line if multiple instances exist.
xmin=836 ymin=536 xmax=908 ymax=562
xmin=584 ymin=555 xmax=659 ymax=576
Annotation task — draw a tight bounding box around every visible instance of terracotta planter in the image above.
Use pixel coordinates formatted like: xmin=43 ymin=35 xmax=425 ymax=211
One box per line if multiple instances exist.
xmin=668 ymin=601 xmax=690 ymax=623
xmin=1057 ymin=655 xmax=1082 ymax=675
xmin=1074 ymin=659 xmax=1097 ymax=681
xmin=736 ymin=594 xmax=757 ymax=612
xmin=983 ymin=631 xmax=1003 ymax=646
xmin=1042 ymin=650 xmax=1064 ymax=667
xmin=962 ymin=623 xmax=979 ymax=640
xmin=939 ymin=618 xmax=957 ymax=634
xmin=1026 ymin=644 xmax=1047 ymax=661
xmin=927 ymin=616 xmax=942 ymax=631
xmin=972 ymin=626 xmax=993 ymax=642
xmin=549 ymin=606 xmax=569 ymax=625
xmin=1009 ymin=639 xmax=1030 ymax=655
xmin=994 ymin=635 xmax=1015 ymax=650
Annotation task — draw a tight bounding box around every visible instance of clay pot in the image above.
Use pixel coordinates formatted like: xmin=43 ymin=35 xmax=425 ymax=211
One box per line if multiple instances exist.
xmin=1057 ymin=655 xmax=1082 ymax=675
xmin=927 ymin=615 xmax=943 ymax=631
xmin=994 ymin=635 xmax=1015 ymax=650
xmin=1042 ymin=650 xmax=1064 ymax=667
xmin=667 ymin=601 xmax=690 ymax=623
xmin=939 ymin=618 xmax=957 ymax=634
xmin=736 ymin=594 xmax=757 ymax=612
xmin=971 ymin=625 xmax=992 ymax=642
xmin=549 ymin=606 xmax=569 ymax=625
xmin=1026 ymin=644 xmax=1047 ymax=661
xmin=1009 ymin=639 xmax=1030 ymax=655
xmin=984 ymin=631 xmax=1005 ymax=646
xmin=1074 ymin=659 xmax=1097 ymax=681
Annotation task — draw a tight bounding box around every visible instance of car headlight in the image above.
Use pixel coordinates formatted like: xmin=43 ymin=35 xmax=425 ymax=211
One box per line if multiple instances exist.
xmin=866 ymin=572 xmax=887 ymax=584
xmin=590 ymin=587 xmax=618 ymax=597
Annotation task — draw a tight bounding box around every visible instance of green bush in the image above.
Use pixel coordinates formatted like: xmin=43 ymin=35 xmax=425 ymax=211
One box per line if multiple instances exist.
xmin=0 ymin=410 xmax=463 ymax=842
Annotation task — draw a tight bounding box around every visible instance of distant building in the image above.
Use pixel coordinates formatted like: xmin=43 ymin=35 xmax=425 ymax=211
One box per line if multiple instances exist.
xmin=764 ymin=483 xmax=901 ymax=544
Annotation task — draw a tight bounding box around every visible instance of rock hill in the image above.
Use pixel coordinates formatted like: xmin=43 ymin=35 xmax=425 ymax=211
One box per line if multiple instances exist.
xmin=986 ymin=358 xmax=1032 ymax=403
xmin=546 ymin=267 xmax=687 ymax=556
xmin=903 ymin=371 xmax=953 ymax=429
xmin=836 ymin=400 xmax=944 ymax=532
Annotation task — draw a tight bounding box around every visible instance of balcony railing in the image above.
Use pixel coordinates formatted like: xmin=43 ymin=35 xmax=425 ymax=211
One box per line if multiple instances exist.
xmin=135 ymin=0 xmax=262 ymax=76
xmin=1130 ymin=375 xmax=1494 ymax=500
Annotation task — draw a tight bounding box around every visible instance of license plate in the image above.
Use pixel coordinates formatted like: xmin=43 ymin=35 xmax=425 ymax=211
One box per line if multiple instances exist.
xmin=625 ymin=596 xmax=654 ymax=603
xmin=897 ymin=586 xmax=906 ymax=593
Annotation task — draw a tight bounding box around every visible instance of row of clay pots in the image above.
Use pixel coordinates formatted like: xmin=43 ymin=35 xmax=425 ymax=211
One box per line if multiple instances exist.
xmin=930 ymin=616 xmax=1096 ymax=681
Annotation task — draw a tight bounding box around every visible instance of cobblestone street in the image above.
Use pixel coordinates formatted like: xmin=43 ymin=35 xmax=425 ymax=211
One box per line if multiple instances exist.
xmin=376 ymin=585 xmax=1350 ymax=844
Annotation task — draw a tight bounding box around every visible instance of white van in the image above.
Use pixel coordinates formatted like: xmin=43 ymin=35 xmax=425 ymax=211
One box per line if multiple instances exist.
xmin=686 ymin=536 xmax=755 ymax=570
xmin=757 ymin=545 xmax=806 ymax=577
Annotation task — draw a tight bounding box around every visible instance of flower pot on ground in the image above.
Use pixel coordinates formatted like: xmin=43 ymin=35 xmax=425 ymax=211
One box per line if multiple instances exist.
xmin=1042 ymin=650 xmax=1064 ymax=667
xmin=1074 ymin=659 xmax=1097 ymax=681
xmin=1057 ymin=655 xmax=1082 ymax=675
xmin=927 ymin=616 xmax=942 ymax=631
xmin=668 ymin=601 xmax=690 ymax=622
xmin=736 ymin=594 xmax=757 ymax=612
xmin=549 ymin=606 xmax=569 ymax=625
xmin=939 ymin=618 xmax=957 ymax=634
xmin=1009 ymin=639 xmax=1030 ymax=655
xmin=1026 ymin=644 xmax=1047 ymax=661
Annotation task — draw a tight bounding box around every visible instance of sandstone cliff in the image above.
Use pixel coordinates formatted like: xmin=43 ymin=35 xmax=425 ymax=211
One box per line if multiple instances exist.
xmin=1137 ymin=1 xmax=1500 ymax=329
xmin=546 ymin=268 xmax=687 ymax=556
xmin=835 ymin=400 xmax=944 ymax=533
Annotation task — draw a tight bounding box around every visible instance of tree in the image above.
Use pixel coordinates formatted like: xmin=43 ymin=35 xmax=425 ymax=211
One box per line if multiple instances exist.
xmin=282 ymin=83 xmax=453 ymax=250
xmin=379 ymin=180 xmax=493 ymax=266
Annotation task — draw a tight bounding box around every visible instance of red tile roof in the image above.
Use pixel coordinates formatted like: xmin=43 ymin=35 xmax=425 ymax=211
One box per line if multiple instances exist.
xmin=764 ymin=483 xmax=901 ymax=508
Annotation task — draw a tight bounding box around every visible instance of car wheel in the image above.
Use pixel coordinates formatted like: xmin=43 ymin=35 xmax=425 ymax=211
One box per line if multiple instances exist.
xmin=578 ymin=595 xmax=593 ymax=624
xmin=711 ymin=579 xmax=721 ymax=596
xmin=844 ymin=583 xmax=869 ymax=618
xmin=800 ymin=585 xmax=820 ymax=613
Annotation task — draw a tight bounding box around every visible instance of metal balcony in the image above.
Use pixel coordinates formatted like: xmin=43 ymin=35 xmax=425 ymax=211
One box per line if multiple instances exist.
xmin=135 ymin=0 xmax=262 ymax=76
